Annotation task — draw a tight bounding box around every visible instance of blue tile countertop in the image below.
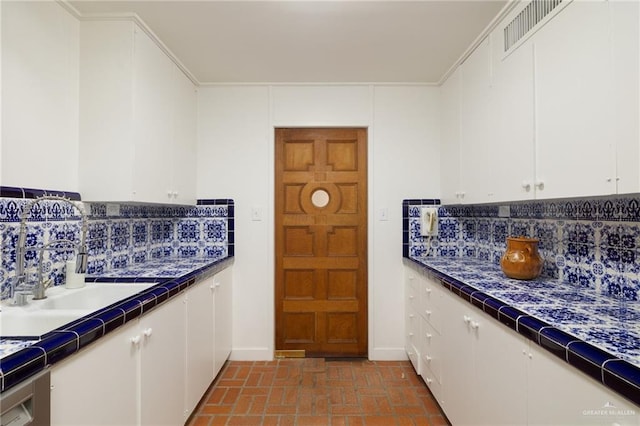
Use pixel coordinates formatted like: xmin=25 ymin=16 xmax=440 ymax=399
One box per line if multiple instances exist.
xmin=0 ymin=254 xmax=233 ymax=393
xmin=406 ymin=255 xmax=640 ymax=406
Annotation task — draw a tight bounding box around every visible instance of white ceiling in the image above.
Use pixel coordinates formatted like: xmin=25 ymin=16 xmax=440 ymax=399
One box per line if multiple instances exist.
xmin=68 ymin=0 xmax=509 ymax=84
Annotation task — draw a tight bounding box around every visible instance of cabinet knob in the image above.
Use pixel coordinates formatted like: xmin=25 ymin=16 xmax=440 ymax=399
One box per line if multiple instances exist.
xmin=521 ymin=181 xmax=531 ymax=192
xmin=535 ymin=181 xmax=544 ymax=191
xmin=130 ymin=335 xmax=141 ymax=345
xmin=470 ymin=321 xmax=479 ymax=330
xmin=409 ymin=332 xmax=414 ymax=337
xmin=409 ymin=314 xmax=415 ymax=319
xmin=425 ymin=288 xmax=432 ymax=294
xmin=425 ymin=310 xmax=432 ymax=316
xmin=463 ymin=315 xmax=471 ymax=323
xmin=426 ymin=378 xmax=433 ymax=384
xmin=143 ymin=328 xmax=153 ymax=338
xmin=426 ymin=355 xmax=432 ymax=362
xmin=426 ymin=333 xmax=432 ymax=339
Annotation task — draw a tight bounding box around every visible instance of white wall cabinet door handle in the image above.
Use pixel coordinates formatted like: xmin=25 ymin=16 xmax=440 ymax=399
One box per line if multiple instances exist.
xmin=130 ymin=335 xmax=141 ymax=346
xmin=143 ymin=328 xmax=153 ymax=338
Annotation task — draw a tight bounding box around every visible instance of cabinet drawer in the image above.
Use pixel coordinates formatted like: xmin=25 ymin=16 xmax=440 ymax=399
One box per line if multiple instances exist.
xmin=406 ymin=308 xmax=420 ymax=349
xmin=407 ymin=344 xmax=420 ymax=375
xmin=419 ymin=282 xmax=442 ymax=332
xmin=420 ymin=321 xmax=442 ymax=383
xmin=422 ymin=369 xmax=442 ymax=405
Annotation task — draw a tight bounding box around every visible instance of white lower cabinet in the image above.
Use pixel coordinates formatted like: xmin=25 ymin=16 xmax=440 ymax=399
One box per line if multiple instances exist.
xmin=51 ymin=266 xmax=233 ymax=426
xmin=440 ymin=288 xmax=527 ymax=426
xmin=50 ymin=294 xmax=185 ymax=426
xmin=50 ymin=319 xmax=138 ymax=426
xmin=213 ymin=266 xmax=233 ymax=376
xmin=185 ymin=277 xmax=215 ymax=418
xmin=527 ymin=342 xmax=640 ymax=426
xmin=139 ymin=295 xmax=187 ymax=426
xmin=404 ymin=264 xmax=640 ymax=425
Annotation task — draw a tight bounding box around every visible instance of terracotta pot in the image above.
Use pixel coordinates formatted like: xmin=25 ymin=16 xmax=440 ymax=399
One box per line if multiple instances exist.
xmin=500 ymin=237 xmax=543 ymax=280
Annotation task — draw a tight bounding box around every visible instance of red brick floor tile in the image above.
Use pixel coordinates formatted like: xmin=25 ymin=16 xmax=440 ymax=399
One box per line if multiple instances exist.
xmin=188 ymin=360 xmax=450 ymax=426
xmin=227 ymin=415 xmax=264 ymax=425
xmin=363 ymin=415 xmax=398 ymax=426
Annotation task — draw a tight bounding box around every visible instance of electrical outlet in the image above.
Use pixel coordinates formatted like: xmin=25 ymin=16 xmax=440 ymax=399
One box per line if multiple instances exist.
xmin=498 ymin=205 xmax=511 ymax=218
xmin=106 ymin=204 xmax=120 ymax=217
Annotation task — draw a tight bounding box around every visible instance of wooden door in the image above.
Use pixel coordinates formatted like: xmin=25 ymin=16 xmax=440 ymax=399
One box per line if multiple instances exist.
xmin=275 ymin=128 xmax=368 ymax=357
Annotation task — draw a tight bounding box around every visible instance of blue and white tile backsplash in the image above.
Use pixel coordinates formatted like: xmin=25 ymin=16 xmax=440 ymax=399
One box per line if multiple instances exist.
xmin=0 ymin=187 xmax=234 ymax=300
xmin=403 ymin=195 xmax=640 ymax=302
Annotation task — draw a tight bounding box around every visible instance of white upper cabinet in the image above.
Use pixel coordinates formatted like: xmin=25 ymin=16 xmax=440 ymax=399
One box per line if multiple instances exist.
xmin=79 ymin=21 xmax=196 ymax=204
xmin=459 ymin=38 xmax=492 ymax=204
xmin=440 ymin=68 xmax=462 ymax=205
xmin=610 ymin=0 xmax=640 ymax=195
xmin=488 ymin=22 xmax=536 ymax=202
xmin=441 ymin=0 xmax=639 ymax=203
xmin=533 ymin=0 xmax=615 ymax=199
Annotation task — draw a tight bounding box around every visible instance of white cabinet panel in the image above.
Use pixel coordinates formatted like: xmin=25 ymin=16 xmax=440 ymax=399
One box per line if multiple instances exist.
xmin=527 ymin=342 xmax=640 ymax=426
xmin=139 ymin=295 xmax=186 ymax=426
xmin=610 ymin=0 xmax=640 ymax=195
xmin=459 ymin=38 xmax=492 ymax=204
xmin=214 ymin=266 xmax=233 ymax=376
xmin=440 ymin=68 xmax=462 ymax=205
xmin=489 ymin=28 xmax=536 ymax=202
xmin=50 ymin=320 xmax=138 ymax=426
xmin=534 ymin=0 xmax=615 ymax=199
xmin=79 ymin=21 xmax=196 ymax=204
xmin=185 ymin=277 xmax=215 ymax=417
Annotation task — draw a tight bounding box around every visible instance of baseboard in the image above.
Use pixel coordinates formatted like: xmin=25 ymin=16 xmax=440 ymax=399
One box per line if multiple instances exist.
xmin=230 ymin=347 xmax=274 ymax=361
xmin=368 ymin=347 xmax=409 ymax=361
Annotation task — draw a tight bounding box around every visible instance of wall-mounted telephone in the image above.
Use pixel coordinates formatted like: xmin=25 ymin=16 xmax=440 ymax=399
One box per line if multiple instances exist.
xmin=420 ymin=207 xmax=438 ymax=237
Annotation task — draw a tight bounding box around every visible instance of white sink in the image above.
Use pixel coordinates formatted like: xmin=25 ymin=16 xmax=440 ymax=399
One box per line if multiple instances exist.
xmin=0 ymin=310 xmax=86 ymax=336
xmin=37 ymin=283 xmax=155 ymax=311
xmin=0 ymin=282 xmax=156 ymax=337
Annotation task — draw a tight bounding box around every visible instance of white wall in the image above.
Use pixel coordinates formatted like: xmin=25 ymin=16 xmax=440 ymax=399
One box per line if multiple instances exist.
xmin=1 ymin=0 xmax=79 ymax=190
xmin=197 ymin=84 xmax=440 ymax=360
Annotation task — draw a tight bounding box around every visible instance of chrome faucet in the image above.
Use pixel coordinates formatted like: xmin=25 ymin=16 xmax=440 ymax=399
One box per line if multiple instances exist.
xmin=14 ymin=195 xmax=88 ymax=301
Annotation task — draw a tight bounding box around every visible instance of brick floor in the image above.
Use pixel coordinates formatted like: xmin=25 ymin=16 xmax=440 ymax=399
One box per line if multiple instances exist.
xmin=187 ymin=359 xmax=450 ymax=426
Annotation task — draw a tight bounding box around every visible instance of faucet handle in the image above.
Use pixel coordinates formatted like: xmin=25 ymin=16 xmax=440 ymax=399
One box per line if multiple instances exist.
xmin=12 ymin=291 xmax=29 ymax=306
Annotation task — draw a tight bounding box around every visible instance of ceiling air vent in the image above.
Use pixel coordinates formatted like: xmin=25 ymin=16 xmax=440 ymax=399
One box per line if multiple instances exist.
xmin=504 ymin=0 xmax=565 ymax=53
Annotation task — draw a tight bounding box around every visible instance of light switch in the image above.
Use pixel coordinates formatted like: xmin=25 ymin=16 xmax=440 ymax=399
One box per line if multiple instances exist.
xmin=251 ymin=206 xmax=262 ymax=221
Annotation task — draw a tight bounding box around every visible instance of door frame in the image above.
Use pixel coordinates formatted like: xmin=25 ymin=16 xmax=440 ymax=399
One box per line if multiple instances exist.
xmin=272 ymin=126 xmax=370 ymax=358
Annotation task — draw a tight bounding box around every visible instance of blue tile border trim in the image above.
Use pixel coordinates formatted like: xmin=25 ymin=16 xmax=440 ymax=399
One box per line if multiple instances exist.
xmin=0 ymin=186 xmax=81 ymax=201
xmin=0 ymin=256 xmax=233 ymax=394
xmin=405 ymin=257 xmax=640 ymax=406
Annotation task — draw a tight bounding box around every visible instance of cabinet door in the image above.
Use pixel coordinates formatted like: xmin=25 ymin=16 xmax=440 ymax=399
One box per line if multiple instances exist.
xmin=214 ymin=267 xmax=233 ymax=376
xmin=140 ymin=295 xmax=186 ymax=426
xmin=440 ymin=289 xmax=527 ymax=426
xmin=185 ymin=278 xmax=215 ymax=417
xmin=50 ymin=320 xmax=138 ymax=426
xmin=471 ymin=310 xmax=527 ymax=425
xmin=488 ymin=26 xmax=536 ymax=202
xmin=440 ymin=67 xmax=462 ymax=204
xmin=440 ymin=289 xmax=476 ymax=426
xmin=527 ymin=342 xmax=640 ymax=426
xmin=534 ymin=0 xmax=615 ymax=199
xmin=459 ymin=38 xmax=493 ymax=204
xmin=131 ymin=27 xmax=175 ymax=203
xmin=171 ymin=65 xmax=197 ymax=205
xmin=610 ymin=0 xmax=640 ymax=195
